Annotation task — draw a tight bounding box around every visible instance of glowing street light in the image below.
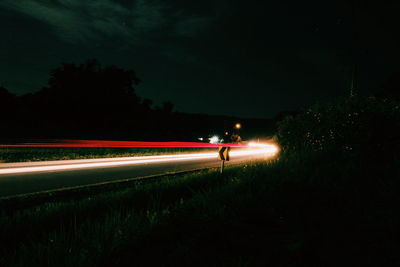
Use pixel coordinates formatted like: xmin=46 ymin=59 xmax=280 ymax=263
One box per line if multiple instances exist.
xmin=234 ymin=123 xmax=242 ymax=130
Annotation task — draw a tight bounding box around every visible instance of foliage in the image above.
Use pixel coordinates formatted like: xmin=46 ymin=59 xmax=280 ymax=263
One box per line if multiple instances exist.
xmin=0 ymin=86 xmax=18 ymax=130
xmin=376 ymin=72 xmax=400 ymax=100
xmin=277 ymin=96 xmax=400 ymax=153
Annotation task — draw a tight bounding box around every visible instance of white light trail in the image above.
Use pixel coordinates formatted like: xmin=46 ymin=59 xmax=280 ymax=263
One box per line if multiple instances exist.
xmin=0 ymin=146 xmax=278 ymax=175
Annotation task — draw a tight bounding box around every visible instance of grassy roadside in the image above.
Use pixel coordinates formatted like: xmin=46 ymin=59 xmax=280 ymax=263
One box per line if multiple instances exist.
xmin=0 ymin=164 xmax=248 ymax=266
xmin=0 ymin=147 xmax=216 ymax=163
xmin=1 ymin=149 xmax=399 ymax=266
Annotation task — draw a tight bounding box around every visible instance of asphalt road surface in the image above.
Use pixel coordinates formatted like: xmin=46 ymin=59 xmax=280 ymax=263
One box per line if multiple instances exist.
xmin=0 ymin=148 xmax=277 ymax=198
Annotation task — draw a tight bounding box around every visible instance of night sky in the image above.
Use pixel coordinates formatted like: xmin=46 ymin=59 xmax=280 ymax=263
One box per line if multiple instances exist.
xmin=1 ymin=0 xmax=399 ymax=118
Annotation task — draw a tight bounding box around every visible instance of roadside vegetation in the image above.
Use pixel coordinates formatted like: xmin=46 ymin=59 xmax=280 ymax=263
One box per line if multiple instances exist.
xmin=0 ymin=96 xmax=399 ymax=266
xmin=0 ymin=147 xmax=216 ymax=163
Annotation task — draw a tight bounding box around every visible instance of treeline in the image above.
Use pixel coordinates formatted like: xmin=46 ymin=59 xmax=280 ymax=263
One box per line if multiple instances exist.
xmin=277 ymin=94 xmax=400 ymax=163
xmin=276 ymin=68 xmax=400 ymax=155
xmin=0 ymin=60 xmax=274 ymax=141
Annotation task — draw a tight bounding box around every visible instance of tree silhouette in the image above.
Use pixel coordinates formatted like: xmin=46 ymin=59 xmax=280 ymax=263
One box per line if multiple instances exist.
xmin=377 ymin=72 xmax=400 ymax=100
xmin=160 ymin=101 xmax=174 ymax=114
xmin=0 ymin=86 xmax=16 ymax=106
xmin=44 ymin=59 xmax=141 ymax=107
xmin=0 ymin=86 xmax=19 ymax=138
xmin=26 ymin=59 xmax=147 ymax=138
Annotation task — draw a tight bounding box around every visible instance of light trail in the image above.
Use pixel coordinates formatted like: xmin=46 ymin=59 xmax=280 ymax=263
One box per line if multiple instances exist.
xmin=0 ymin=140 xmax=248 ymax=148
xmin=0 ymin=146 xmax=278 ymax=175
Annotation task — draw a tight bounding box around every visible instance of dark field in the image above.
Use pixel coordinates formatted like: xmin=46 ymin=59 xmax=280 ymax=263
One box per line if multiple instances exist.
xmin=0 ymin=147 xmax=399 ymax=266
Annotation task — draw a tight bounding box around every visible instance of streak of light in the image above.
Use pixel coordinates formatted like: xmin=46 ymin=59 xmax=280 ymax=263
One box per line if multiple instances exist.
xmin=0 ymin=146 xmax=278 ymax=175
xmin=0 ymin=140 xmax=248 ymax=148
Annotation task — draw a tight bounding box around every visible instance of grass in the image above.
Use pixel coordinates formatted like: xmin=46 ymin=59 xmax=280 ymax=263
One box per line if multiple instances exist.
xmin=0 ymin=149 xmax=399 ymax=266
xmin=0 ymin=147 xmax=216 ymax=163
xmin=0 ymin=165 xmax=244 ymax=266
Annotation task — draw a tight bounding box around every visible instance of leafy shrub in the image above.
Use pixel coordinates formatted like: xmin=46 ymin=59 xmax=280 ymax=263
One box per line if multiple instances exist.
xmin=277 ymin=96 xmax=400 ymax=154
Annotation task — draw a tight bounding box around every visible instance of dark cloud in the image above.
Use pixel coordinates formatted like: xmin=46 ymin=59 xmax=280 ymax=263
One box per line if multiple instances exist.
xmin=1 ymin=0 xmax=400 ymax=118
xmin=0 ymin=0 xmax=212 ymax=45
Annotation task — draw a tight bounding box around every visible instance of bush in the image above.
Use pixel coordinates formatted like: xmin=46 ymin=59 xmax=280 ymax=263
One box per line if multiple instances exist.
xmin=277 ymin=96 xmax=400 ymax=155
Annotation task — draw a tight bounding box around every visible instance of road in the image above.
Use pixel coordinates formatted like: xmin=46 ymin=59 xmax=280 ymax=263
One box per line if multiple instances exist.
xmin=0 ymin=147 xmax=277 ymax=198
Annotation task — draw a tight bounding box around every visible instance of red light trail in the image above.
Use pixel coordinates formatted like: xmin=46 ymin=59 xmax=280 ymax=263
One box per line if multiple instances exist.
xmin=0 ymin=140 xmax=249 ymax=148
